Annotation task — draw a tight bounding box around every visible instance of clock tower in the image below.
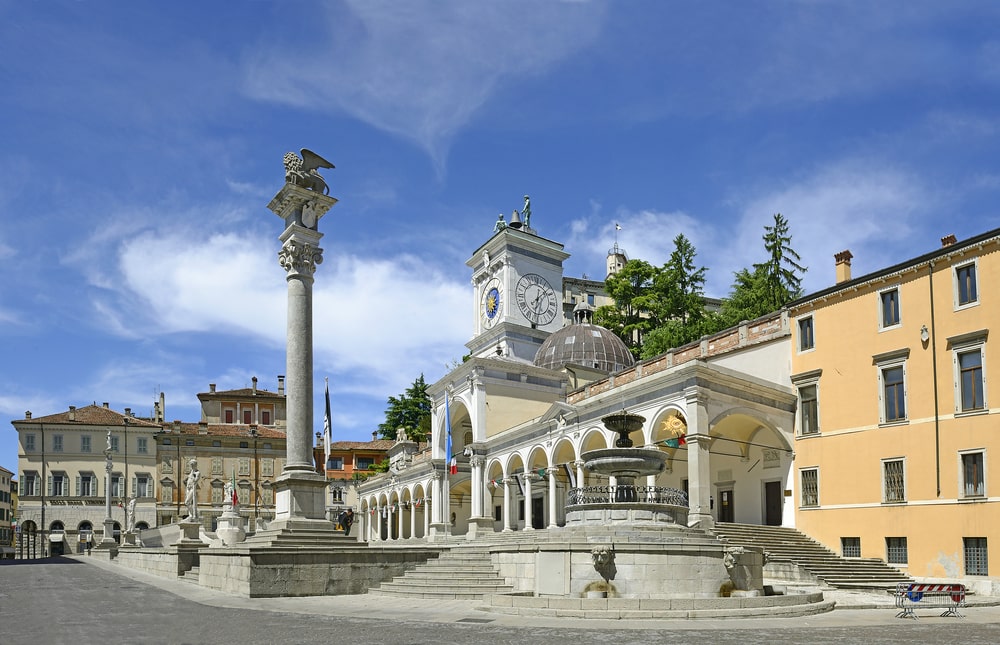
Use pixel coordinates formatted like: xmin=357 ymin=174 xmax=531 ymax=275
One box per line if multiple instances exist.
xmin=466 ymin=222 xmax=569 ymax=362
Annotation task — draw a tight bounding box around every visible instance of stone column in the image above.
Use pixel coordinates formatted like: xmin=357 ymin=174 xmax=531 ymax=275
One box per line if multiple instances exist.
xmin=685 ymin=388 xmax=714 ymax=528
xmin=265 ymin=183 xmax=337 ymax=535
xmin=428 ymin=472 xmax=447 ymax=541
xmin=467 ymin=455 xmax=492 ymax=539
xmin=501 ymin=477 xmax=512 ymax=531
xmin=574 ymin=460 xmax=585 ymax=489
xmin=396 ymin=503 xmax=403 ymax=540
xmin=547 ymin=469 xmax=558 ymax=528
xmin=97 ymin=449 xmax=117 ymax=550
xmin=409 ymin=501 xmax=416 ymax=538
xmin=522 ymin=473 xmax=535 ymax=531
xmin=423 ymin=497 xmax=431 ymax=537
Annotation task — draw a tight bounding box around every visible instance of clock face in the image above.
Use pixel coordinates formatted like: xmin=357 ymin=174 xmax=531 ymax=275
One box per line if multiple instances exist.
xmin=482 ymin=278 xmax=501 ymax=328
xmin=515 ymin=273 xmax=557 ymax=325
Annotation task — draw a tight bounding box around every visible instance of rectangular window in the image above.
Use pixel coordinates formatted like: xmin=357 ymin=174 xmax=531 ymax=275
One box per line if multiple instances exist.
xmin=78 ymin=473 xmax=97 ymax=497
xmin=261 ymin=458 xmax=274 ymax=477
xmin=239 ymin=441 xmax=248 ymax=449
xmin=886 ymin=537 xmax=908 ymax=565
xmin=243 ymin=409 xmax=253 ymax=425
xmin=134 ymin=474 xmax=151 ymax=498
xmin=799 ymin=384 xmax=819 ymax=435
xmin=21 ymin=472 xmax=39 ymax=496
xmin=211 ymin=485 xmax=223 ymax=505
xmin=81 ymin=435 xmax=91 ymax=453
xmin=962 ymin=451 xmax=985 ymax=498
xmin=211 ymin=457 xmax=223 ymax=475
xmin=327 ymin=456 xmax=344 ymax=471
xmin=24 ymin=434 xmax=35 ymax=452
xmin=356 ymin=457 xmax=376 ymax=470
xmin=212 ymin=440 xmax=221 ymax=447
xmin=958 ymin=348 xmax=985 ymax=412
xmin=163 ymin=438 xmax=171 ymax=446
xmin=261 ymin=409 xmax=272 ymax=425
xmin=137 ymin=437 xmax=148 ymax=454
xmin=956 ymin=262 xmax=979 ymax=307
xmin=111 ymin=474 xmax=124 ymax=498
xmin=162 ymin=483 xmax=173 ymax=503
xmin=224 ymin=408 xmax=235 ymax=424
xmin=262 ymin=488 xmax=274 ymax=505
xmin=50 ymin=472 xmax=69 ymax=496
xmin=331 ymin=488 xmax=344 ymax=503
xmin=53 ymin=434 xmax=63 ymax=452
xmin=238 ymin=485 xmax=250 ymax=505
xmin=798 ymin=317 xmax=815 ymax=351
xmin=881 ymin=364 xmax=907 ymax=423
xmin=880 ymin=288 xmax=900 ymax=329
xmin=964 ymin=537 xmax=988 ymax=575
xmin=841 ymin=537 xmax=861 ymax=558
xmin=238 ymin=458 xmax=250 ymax=476
xmin=185 ymin=439 xmax=194 ymax=446
xmin=882 ymin=458 xmax=906 ymax=503
xmin=800 ymin=468 xmax=819 ymax=507
xmin=111 ymin=436 xmax=120 ymax=453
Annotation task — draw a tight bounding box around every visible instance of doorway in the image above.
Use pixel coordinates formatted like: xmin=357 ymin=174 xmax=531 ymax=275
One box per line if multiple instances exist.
xmin=718 ymin=488 xmax=735 ymax=523
xmin=531 ymin=497 xmax=545 ymax=529
xmin=764 ymin=480 xmax=783 ymax=526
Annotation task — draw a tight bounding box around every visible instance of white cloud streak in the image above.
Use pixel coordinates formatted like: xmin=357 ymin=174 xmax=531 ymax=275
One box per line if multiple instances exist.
xmin=242 ymin=1 xmax=607 ymax=171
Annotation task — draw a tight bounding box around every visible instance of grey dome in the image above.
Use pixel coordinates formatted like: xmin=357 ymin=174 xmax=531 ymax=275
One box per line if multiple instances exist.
xmin=534 ymin=303 xmax=635 ymax=373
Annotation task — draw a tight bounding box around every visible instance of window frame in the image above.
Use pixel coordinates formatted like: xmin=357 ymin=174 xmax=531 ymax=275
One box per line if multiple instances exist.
xmin=52 ymin=434 xmax=63 ymax=453
xmin=881 ymin=457 xmax=906 ymax=504
xmin=841 ymin=537 xmax=861 ymax=558
xmin=137 ymin=436 xmax=148 ymax=454
xmin=797 ymin=315 xmax=815 ymax=353
xmin=886 ymin=536 xmax=908 ymax=565
xmin=954 ymin=259 xmax=980 ymax=310
xmin=964 ymin=537 xmax=989 ymax=576
xmin=959 ymin=449 xmax=986 ymax=499
xmin=875 ymin=349 xmax=910 ymax=425
xmin=795 ymin=374 xmax=821 ymax=436
xmin=949 ymin=331 xmax=988 ymax=415
xmin=327 ymin=456 xmax=345 ymax=471
xmin=24 ymin=433 xmax=35 ymax=452
xmin=81 ymin=435 xmax=91 ymax=453
xmin=800 ymin=467 xmax=819 ymax=508
xmin=878 ymin=285 xmax=902 ymax=330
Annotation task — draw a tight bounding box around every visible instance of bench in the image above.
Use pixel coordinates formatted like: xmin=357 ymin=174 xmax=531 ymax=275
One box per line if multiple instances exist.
xmin=894 ymin=582 xmax=966 ymax=619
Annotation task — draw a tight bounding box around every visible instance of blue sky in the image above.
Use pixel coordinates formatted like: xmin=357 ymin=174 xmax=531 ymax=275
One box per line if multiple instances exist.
xmin=2 ymin=1 xmax=999 ymax=474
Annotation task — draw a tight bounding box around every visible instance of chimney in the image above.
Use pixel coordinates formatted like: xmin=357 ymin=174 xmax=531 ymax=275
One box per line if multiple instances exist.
xmin=835 ymin=250 xmax=853 ymax=284
xmin=25 ymin=411 xmax=31 ymax=420
xmin=124 ymin=407 xmax=131 ymax=418
xmin=68 ymin=405 xmax=76 ymax=421
xmin=158 ymin=391 xmax=165 ymax=422
xmin=172 ymin=420 xmax=181 ymax=433
xmin=941 ymin=234 xmax=957 ymax=247
xmin=277 ymin=375 xmax=285 ymax=395
xmin=372 ymin=431 xmax=377 ymax=441
xmin=210 ymin=383 xmax=216 ymax=394
xmin=252 ymin=376 xmax=258 ymax=394
xmin=103 ymin=402 xmax=109 ymax=408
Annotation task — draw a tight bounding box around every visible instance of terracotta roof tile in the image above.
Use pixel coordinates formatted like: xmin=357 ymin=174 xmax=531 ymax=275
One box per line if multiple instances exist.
xmin=17 ymin=404 xmax=160 ymax=427
xmin=197 ymin=388 xmax=284 ymax=400
xmin=328 ymin=440 xmax=395 ymax=451
xmin=157 ymin=422 xmax=287 ymax=439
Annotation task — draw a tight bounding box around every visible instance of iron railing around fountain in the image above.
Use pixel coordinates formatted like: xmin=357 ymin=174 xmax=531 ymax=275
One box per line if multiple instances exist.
xmin=567 ymin=486 xmax=689 ymax=507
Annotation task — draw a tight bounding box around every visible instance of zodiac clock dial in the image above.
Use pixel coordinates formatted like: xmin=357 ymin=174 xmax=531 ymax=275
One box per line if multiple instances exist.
xmin=482 ymin=278 xmax=502 ymax=328
xmin=515 ymin=273 xmax=557 ymax=325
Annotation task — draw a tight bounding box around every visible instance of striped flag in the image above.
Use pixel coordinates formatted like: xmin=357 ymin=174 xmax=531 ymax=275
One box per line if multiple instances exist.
xmin=445 ymin=392 xmax=457 ymax=475
xmin=323 ymin=377 xmax=332 ymax=471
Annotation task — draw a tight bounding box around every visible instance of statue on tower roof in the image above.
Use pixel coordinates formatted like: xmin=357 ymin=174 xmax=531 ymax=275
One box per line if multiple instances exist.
xmin=283 ymin=148 xmax=335 ymax=195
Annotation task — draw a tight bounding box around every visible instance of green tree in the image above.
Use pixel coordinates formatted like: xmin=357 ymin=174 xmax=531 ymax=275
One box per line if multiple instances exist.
xmin=718 ymin=213 xmax=806 ymax=326
xmin=377 ymin=374 xmax=432 ymax=441
xmin=593 ymin=259 xmax=657 ymax=357
xmin=640 ymin=234 xmax=711 ymax=358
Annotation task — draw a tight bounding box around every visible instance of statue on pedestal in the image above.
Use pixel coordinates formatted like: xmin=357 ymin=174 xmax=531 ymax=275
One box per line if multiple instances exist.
xmin=183 ymin=459 xmax=201 ymax=521
xmin=283 ymin=148 xmax=335 ymax=195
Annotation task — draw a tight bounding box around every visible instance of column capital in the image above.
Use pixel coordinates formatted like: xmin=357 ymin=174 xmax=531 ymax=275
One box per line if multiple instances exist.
xmin=469 ymin=455 xmax=486 ymax=468
xmin=278 ymin=225 xmax=324 ymax=278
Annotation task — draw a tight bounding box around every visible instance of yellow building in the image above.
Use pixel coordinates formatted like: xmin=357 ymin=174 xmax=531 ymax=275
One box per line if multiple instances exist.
xmin=789 ymin=229 xmax=999 ymax=586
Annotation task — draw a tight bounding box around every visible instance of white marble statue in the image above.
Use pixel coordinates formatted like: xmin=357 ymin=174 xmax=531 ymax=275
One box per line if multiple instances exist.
xmin=183 ymin=459 xmax=201 ymax=520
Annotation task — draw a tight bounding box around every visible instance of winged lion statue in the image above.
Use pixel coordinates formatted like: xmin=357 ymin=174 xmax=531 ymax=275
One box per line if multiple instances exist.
xmin=283 ymin=148 xmax=335 ymax=195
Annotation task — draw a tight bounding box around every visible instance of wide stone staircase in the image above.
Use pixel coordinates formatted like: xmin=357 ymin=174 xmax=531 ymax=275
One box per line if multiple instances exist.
xmin=713 ymin=522 xmax=912 ymax=590
xmin=368 ymin=544 xmax=513 ymax=599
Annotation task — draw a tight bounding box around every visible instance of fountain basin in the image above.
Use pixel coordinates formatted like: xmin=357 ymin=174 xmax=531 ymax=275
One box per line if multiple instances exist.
xmin=582 ymin=447 xmax=667 ymax=478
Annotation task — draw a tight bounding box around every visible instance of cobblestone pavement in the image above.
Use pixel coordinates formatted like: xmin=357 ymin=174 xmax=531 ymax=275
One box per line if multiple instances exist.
xmin=3 ymin=556 xmax=1000 ymax=645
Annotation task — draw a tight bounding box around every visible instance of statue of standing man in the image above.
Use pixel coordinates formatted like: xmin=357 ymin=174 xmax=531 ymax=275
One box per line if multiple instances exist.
xmin=183 ymin=459 xmax=201 ymax=520
xmin=521 ymin=195 xmax=531 ymax=229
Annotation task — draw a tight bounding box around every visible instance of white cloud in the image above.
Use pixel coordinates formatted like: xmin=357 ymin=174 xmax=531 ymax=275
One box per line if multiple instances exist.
xmin=242 ymin=1 xmax=607 ymax=171
xmin=111 ymin=227 xmax=468 ymax=400
xmin=569 ymin=159 xmax=935 ymax=298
